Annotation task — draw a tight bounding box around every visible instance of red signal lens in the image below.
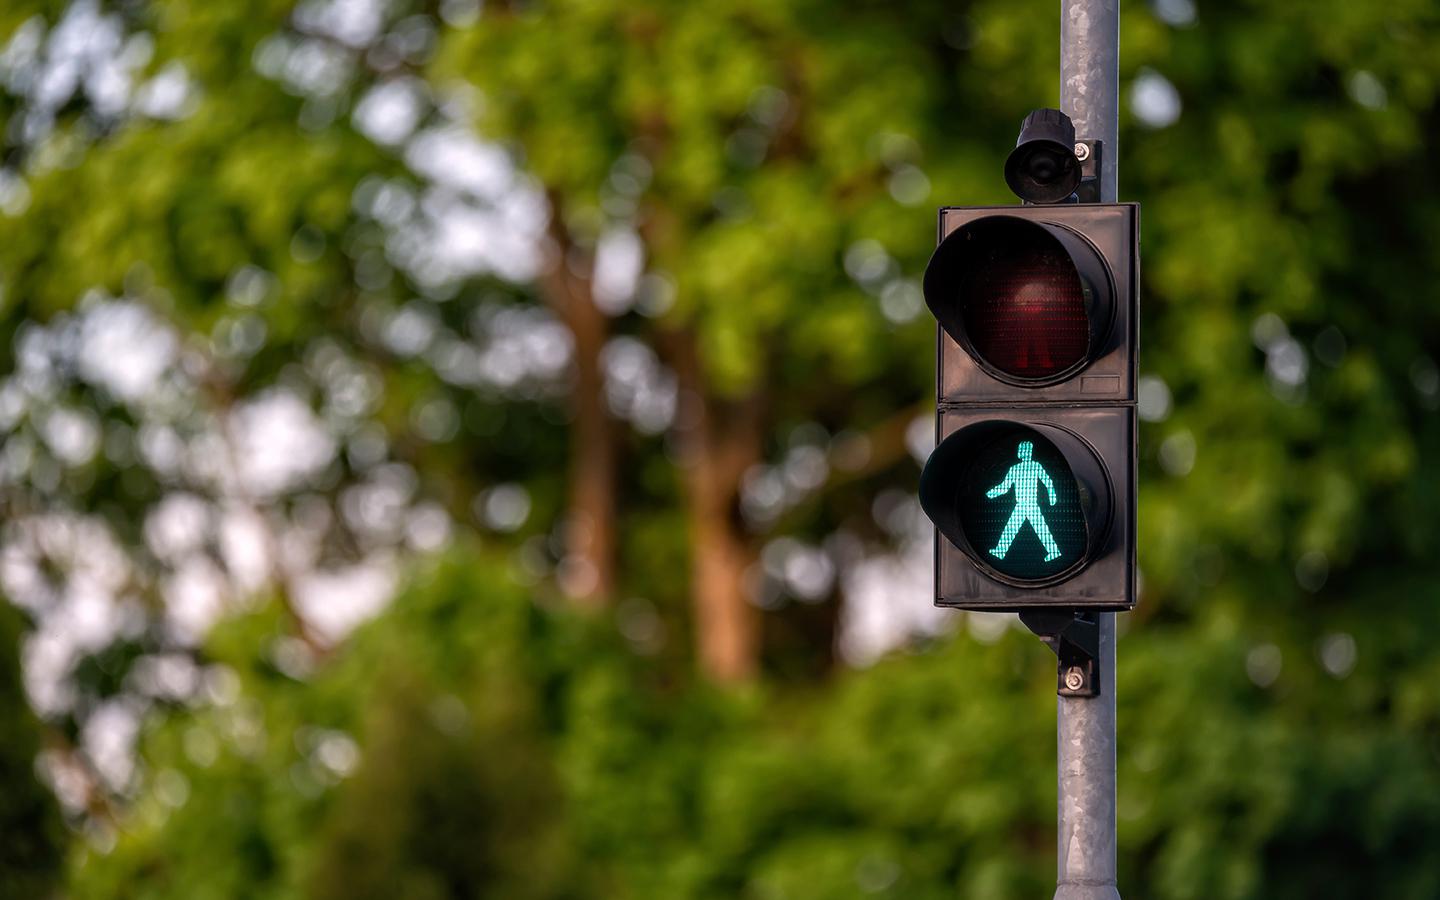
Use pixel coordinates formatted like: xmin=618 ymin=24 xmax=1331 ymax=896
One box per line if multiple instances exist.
xmin=960 ymin=242 xmax=1089 ymax=380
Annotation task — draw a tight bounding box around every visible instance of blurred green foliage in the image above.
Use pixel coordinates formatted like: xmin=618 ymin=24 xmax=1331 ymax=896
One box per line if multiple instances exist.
xmin=59 ymin=552 xmax=1440 ymax=899
xmin=1 ymin=0 xmax=1440 ymax=897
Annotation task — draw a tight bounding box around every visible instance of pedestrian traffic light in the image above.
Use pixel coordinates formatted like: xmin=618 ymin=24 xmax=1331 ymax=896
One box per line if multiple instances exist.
xmin=918 ymin=190 xmax=1137 ymax=612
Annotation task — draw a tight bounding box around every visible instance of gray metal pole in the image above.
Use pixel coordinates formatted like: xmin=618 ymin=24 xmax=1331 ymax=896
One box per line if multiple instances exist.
xmin=1061 ymin=0 xmax=1119 ymax=200
xmin=1056 ymin=1 xmax=1121 ymax=899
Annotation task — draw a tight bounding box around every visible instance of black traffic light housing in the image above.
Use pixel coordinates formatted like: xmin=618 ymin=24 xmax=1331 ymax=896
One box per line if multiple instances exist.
xmin=921 ymin=203 xmax=1138 ymax=613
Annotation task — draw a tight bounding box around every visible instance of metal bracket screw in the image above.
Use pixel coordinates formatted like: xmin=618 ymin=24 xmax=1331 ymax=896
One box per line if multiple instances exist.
xmin=1073 ymin=141 xmax=1090 ymax=162
xmin=1064 ymin=666 xmax=1086 ymax=691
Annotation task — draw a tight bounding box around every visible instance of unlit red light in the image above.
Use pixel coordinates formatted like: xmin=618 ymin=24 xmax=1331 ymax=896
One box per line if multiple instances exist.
xmin=961 ymin=243 xmax=1088 ymax=379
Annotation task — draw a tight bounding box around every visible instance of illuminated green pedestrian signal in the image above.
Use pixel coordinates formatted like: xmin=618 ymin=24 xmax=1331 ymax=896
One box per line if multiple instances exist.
xmin=960 ymin=431 xmax=1087 ymax=580
xmin=986 ymin=441 xmax=1061 ymax=562
xmin=920 ymin=420 xmax=1112 ymax=589
xmin=984 ymin=443 xmax=1065 ymax=561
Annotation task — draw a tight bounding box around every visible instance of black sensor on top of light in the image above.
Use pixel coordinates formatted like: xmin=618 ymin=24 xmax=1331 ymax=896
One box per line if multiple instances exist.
xmin=1004 ymin=108 xmax=1081 ymax=204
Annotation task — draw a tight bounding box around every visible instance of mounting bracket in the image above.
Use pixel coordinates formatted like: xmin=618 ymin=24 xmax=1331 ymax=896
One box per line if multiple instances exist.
xmin=1020 ymin=609 xmax=1100 ymax=697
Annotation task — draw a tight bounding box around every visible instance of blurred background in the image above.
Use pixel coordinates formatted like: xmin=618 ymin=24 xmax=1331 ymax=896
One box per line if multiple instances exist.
xmin=1 ymin=0 xmax=1440 ymax=897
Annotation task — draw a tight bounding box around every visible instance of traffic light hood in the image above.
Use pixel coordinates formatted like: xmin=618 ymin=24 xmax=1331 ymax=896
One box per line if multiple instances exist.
xmin=920 ymin=420 xmax=1113 ymax=588
xmin=922 ymin=215 xmax=1116 ymax=386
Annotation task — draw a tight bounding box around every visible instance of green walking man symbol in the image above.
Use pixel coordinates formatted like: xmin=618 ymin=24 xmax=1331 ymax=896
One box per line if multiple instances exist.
xmin=985 ymin=440 xmax=1062 ymax=563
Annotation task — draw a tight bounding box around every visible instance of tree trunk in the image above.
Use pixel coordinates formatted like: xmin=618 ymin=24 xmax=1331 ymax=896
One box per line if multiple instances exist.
xmin=668 ymin=330 xmax=763 ymax=682
xmin=687 ymin=467 xmax=758 ymax=682
xmin=540 ymin=200 xmax=616 ymax=609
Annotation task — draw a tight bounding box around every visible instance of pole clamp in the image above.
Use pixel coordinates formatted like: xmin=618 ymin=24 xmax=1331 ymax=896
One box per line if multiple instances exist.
xmin=1020 ymin=609 xmax=1100 ymax=697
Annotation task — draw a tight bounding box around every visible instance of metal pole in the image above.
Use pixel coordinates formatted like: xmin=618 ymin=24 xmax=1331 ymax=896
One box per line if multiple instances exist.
xmin=1056 ymin=1 xmax=1120 ymax=898
xmin=1062 ymin=0 xmax=1119 ymax=200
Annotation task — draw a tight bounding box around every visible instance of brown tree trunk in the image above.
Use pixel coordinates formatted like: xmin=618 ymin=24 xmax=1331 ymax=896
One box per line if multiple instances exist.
xmin=540 ymin=200 xmax=616 ymax=609
xmin=687 ymin=467 xmax=758 ymax=682
xmin=668 ymin=329 xmax=764 ymax=682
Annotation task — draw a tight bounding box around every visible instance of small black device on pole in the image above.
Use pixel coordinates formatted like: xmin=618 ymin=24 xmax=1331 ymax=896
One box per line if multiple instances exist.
xmin=1004 ymin=108 xmax=1082 ymax=203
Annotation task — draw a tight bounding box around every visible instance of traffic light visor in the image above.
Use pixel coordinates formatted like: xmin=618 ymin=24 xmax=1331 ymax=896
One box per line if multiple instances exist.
xmin=920 ymin=421 xmax=1112 ymax=586
xmin=923 ymin=216 xmax=1114 ymax=385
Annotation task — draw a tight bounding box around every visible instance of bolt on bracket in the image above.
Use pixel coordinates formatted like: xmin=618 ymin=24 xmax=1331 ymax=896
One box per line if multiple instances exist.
xmin=1072 ymin=139 xmax=1103 ymax=203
